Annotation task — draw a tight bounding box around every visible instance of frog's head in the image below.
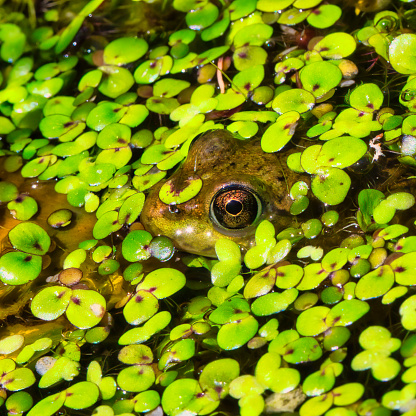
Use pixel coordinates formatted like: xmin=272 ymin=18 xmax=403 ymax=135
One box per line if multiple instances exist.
xmin=140 ymin=130 xmax=295 ymax=257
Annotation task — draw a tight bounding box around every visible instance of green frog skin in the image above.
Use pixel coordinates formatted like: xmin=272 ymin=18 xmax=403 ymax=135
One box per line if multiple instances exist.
xmin=140 ymin=129 xmax=307 ymax=257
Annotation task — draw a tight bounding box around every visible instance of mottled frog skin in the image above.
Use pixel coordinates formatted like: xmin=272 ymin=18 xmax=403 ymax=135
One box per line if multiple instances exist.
xmin=141 ymin=130 xmax=306 ymax=257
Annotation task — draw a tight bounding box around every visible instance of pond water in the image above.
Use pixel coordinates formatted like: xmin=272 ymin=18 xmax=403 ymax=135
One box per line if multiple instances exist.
xmin=1 ymin=0 xmax=416 ymax=415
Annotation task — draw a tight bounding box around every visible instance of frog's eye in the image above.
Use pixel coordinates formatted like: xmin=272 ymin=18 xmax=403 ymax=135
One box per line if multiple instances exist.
xmin=210 ymin=185 xmax=262 ymax=230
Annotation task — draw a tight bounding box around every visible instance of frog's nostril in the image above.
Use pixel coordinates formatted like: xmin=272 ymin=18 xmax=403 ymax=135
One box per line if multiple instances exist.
xmin=169 ymin=204 xmax=180 ymax=214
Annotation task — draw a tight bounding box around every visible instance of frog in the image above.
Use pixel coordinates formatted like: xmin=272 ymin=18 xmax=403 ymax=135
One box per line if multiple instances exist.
xmin=140 ymin=129 xmax=309 ymax=257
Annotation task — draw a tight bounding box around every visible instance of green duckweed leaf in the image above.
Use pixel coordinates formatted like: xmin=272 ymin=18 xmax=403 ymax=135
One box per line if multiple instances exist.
xmin=0 ymin=181 xmax=18 ymax=203
xmin=282 ymin=337 xmax=323 ymax=364
xmin=123 ymin=290 xmax=159 ymax=326
xmin=233 ymin=23 xmax=273 ymax=47
xmin=93 ymin=210 xmax=123 ymax=240
xmin=311 ymin=167 xmax=351 ymax=205
xmin=9 ymin=222 xmax=50 ymax=255
xmin=389 ymin=34 xmax=416 ymax=75
xmin=31 ymin=286 xmax=72 ymax=321
xmin=326 ymin=299 xmax=370 ymax=327
xmin=233 ymin=45 xmax=267 ymax=71
xmin=137 ymin=268 xmax=186 ymax=299
xmin=199 ymin=358 xmax=240 ymax=399
xmin=350 ymin=83 xmax=384 ymax=112
xmin=314 ymin=32 xmax=356 ymax=59
xmin=134 ymin=56 xmax=173 ymax=85
xmin=122 ymin=230 xmax=152 ymax=262
xmin=186 ymin=2 xmax=219 ymax=30
xmin=262 ymin=111 xmax=300 ymax=152
xmin=8 ymin=195 xmax=38 ymax=220
xmin=300 ymin=61 xmax=342 ymax=99
xmin=307 ymin=5 xmax=342 ymax=29
xmin=0 ymin=251 xmax=42 ymax=285
xmin=272 ymin=89 xmax=315 ymax=114
xmin=64 ymin=381 xmax=100 ymax=409
xmin=159 ymin=175 xmax=202 ymax=205
xmin=217 ymin=315 xmax=258 ymax=350
xmin=103 ymin=37 xmax=148 ymax=65
xmin=251 ymin=288 xmax=298 ymax=316
xmin=391 ymin=253 xmax=416 ymax=286
xmin=296 ymin=306 xmax=330 ymax=336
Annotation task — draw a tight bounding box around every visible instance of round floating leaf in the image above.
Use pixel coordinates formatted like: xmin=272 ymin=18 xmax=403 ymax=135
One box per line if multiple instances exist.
xmin=122 ymin=230 xmax=152 ymax=262
xmin=186 ymin=2 xmax=219 ymax=30
xmin=103 ymin=37 xmax=148 ymax=65
xmin=199 ymin=358 xmax=240 ymax=398
xmin=311 ymin=167 xmax=351 ymax=205
xmin=233 ymin=23 xmax=273 ymax=47
xmin=300 ymin=61 xmax=342 ymax=98
xmin=134 ymin=57 xmax=173 ymax=84
xmin=97 ymin=123 xmax=131 ymax=149
xmin=86 ymin=102 xmax=127 ymax=131
xmin=93 ymin=211 xmax=123 ymax=240
xmin=117 ymin=364 xmax=155 ymax=393
xmin=278 ymin=8 xmax=309 ymax=25
xmin=134 ymin=390 xmax=161 ymax=413
xmin=118 ymin=193 xmax=145 ymax=225
xmin=389 ymin=34 xmax=416 ymax=75
xmin=64 ymin=381 xmax=100 ymax=409
xmin=355 ymin=265 xmax=395 ymax=300
xmin=314 ymin=32 xmax=356 ymax=59
xmin=296 ymin=306 xmax=330 ymax=336
xmin=9 ymin=222 xmax=51 ymax=255
xmin=159 ymin=175 xmax=202 ymax=204
xmin=303 ymin=367 xmax=336 ymax=397
xmin=0 ymin=181 xmax=18 ymax=203
xmin=31 ymin=286 xmax=72 ymax=321
xmin=26 ymin=392 xmax=66 ymax=416
xmin=229 ymin=374 xmax=264 ymax=399
xmin=123 ymin=290 xmax=159 ymax=326
xmin=5 ymin=391 xmax=33 ymax=414
xmin=326 ymin=299 xmax=370 ymax=327
xmin=66 ymin=289 xmax=106 ymax=329
xmin=7 ymin=195 xmax=38 ymax=221
xmin=350 ymin=83 xmax=384 ymax=112
xmin=98 ymin=66 xmax=134 ymax=98
xmin=261 ymin=111 xmax=300 ymax=152
xmin=217 ymin=315 xmax=258 ymax=350
xmin=47 ymin=209 xmax=72 ymax=228
xmin=2 ymin=367 xmax=36 ymax=391
xmin=233 ymin=45 xmax=267 ymax=71
xmin=0 ymin=251 xmax=42 ymax=285
xmin=307 ymin=5 xmax=342 ymax=28
xmin=251 ymin=288 xmax=298 ymax=316
xmin=138 ymin=268 xmax=186 ymax=299
xmin=21 ymin=156 xmax=55 ymax=178
xmin=391 ymin=253 xmax=416 ymax=286
xmin=282 ymin=337 xmax=323 ymax=364
xmin=0 ymin=335 xmax=24 ymax=354
xmin=400 ymin=295 xmax=416 ymax=331
xmin=296 ymin=263 xmax=328 ymax=291
xmin=162 ymin=378 xmax=203 ymax=416
xmin=317 ymin=136 xmax=367 ymax=169
xmin=244 ymin=268 xmax=276 ymax=299
xmin=272 ymin=89 xmax=315 ymax=114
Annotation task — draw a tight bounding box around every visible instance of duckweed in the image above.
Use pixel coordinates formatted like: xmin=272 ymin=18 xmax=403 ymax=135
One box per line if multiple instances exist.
xmin=2 ymin=0 xmax=416 ymax=415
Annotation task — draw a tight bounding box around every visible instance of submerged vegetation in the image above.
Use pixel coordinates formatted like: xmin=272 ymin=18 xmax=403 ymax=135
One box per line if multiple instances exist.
xmin=2 ymin=0 xmax=416 ymax=414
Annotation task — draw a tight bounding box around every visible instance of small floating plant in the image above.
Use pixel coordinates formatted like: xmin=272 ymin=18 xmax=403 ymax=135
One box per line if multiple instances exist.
xmin=1 ymin=0 xmax=416 ymax=415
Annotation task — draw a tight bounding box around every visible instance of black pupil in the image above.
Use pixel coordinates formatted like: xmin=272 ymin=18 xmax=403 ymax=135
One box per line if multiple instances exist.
xmin=226 ymin=199 xmax=243 ymax=215
xmin=211 ymin=186 xmax=259 ymax=229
